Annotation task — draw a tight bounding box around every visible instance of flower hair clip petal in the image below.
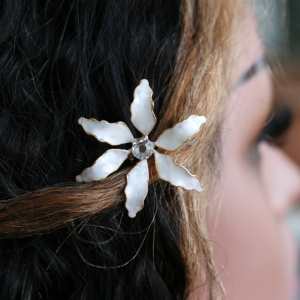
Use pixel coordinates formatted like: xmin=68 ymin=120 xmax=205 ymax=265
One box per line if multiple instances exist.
xmin=76 ymin=79 xmax=206 ymax=218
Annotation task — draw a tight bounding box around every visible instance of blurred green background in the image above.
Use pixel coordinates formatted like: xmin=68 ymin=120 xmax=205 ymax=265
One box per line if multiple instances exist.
xmin=256 ymin=0 xmax=300 ymax=58
xmin=288 ymin=0 xmax=300 ymax=56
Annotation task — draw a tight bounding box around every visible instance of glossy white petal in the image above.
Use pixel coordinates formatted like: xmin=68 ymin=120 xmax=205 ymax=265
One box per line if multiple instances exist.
xmin=125 ymin=160 xmax=149 ymax=218
xmin=154 ymin=151 xmax=202 ymax=192
xmin=78 ymin=118 xmax=134 ymax=145
xmin=131 ymin=79 xmax=156 ymax=136
xmin=76 ymin=149 xmax=130 ymax=182
xmin=155 ymin=115 xmax=206 ymax=151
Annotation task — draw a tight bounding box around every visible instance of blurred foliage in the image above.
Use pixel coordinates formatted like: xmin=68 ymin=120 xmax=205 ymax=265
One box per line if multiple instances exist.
xmin=288 ymin=0 xmax=300 ymax=53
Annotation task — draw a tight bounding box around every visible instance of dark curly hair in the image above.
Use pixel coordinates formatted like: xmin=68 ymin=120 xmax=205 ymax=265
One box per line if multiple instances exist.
xmin=0 ymin=0 xmax=237 ymax=299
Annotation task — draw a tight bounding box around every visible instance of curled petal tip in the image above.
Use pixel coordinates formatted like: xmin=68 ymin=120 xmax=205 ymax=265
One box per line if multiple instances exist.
xmin=128 ymin=211 xmax=137 ymax=218
xmin=140 ymin=79 xmax=149 ymax=85
xmin=76 ymin=175 xmax=83 ymax=182
xmin=195 ymin=183 xmax=203 ymax=192
xmin=78 ymin=117 xmax=84 ymax=125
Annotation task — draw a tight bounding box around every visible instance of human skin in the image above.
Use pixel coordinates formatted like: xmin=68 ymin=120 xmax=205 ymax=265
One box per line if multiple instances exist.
xmin=207 ymin=8 xmax=300 ymax=300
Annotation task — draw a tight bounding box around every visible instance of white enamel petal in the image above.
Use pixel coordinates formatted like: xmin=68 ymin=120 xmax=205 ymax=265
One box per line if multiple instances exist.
xmin=131 ymin=79 xmax=156 ymax=135
xmin=78 ymin=118 xmax=134 ymax=145
xmin=155 ymin=115 xmax=206 ymax=151
xmin=76 ymin=149 xmax=130 ymax=182
xmin=154 ymin=151 xmax=202 ymax=192
xmin=125 ymin=160 xmax=149 ymax=218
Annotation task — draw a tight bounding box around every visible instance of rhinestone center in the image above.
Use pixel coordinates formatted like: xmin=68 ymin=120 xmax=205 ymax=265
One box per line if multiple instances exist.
xmin=132 ymin=137 xmax=154 ymax=160
xmin=139 ymin=145 xmax=146 ymax=153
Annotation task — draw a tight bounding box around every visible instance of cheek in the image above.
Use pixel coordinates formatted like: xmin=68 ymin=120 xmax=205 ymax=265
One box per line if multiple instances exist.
xmin=208 ymin=157 xmax=295 ymax=300
xmin=259 ymin=142 xmax=300 ymax=218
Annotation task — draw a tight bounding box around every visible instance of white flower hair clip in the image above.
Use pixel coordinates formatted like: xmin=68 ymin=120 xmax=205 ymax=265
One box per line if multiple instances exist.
xmin=76 ymin=79 xmax=206 ymax=218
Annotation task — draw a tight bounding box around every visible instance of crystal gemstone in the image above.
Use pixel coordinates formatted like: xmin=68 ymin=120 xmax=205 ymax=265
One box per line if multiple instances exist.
xmin=132 ymin=137 xmax=154 ymax=160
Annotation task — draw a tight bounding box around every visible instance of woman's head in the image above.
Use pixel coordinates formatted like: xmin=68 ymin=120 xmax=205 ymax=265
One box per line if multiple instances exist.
xmin=0 ymin=0 xmax=238 ymax=299
xmin=208 ymin=6 xmax=300 ymax=300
